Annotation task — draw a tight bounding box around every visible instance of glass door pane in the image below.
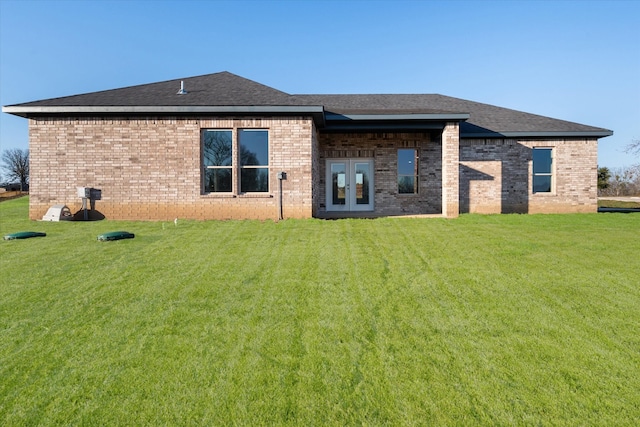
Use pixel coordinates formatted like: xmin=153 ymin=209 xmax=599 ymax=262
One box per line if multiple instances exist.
xmin=331 ymin=163 xmax=347 ymax=205
xmin=326 ymin=159 xmax=374 ymax=212
xmin=354 ymin=162 xmax=370 ymax=205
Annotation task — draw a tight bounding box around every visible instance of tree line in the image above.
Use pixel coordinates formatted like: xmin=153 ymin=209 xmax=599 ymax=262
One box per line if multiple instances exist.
xmin=598 ymin=139 xmax=640 ymax=197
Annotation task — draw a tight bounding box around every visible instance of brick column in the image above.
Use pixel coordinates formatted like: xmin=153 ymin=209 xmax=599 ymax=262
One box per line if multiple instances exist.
xmin=442 ymin=122 xmax=460 ymax=218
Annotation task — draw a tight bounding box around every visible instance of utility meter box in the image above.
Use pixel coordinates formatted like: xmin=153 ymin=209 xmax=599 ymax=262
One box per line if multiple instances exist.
xmin=89 ymin=188 xmax=102 ymax=200
xmin=77 ymin=187 xmax=91 ymax=198
xmin=42 ymin=204 xmax=73 ymax=221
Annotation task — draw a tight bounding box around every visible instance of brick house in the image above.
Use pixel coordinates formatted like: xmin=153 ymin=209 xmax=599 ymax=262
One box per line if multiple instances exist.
xmin=3 ymin=72 xmax=612 ymax=220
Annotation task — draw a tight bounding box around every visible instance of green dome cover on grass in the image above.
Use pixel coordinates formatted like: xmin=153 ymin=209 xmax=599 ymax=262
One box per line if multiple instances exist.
xmin=97 ymin=231 xmax=135 ymax=241
xmin=3 ymin=231 xmax=47 ymax=240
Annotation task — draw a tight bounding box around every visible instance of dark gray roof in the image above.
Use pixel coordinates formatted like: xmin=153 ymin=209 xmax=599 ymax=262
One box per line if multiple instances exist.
xmin=3 ymin=71 xmax=612 ymax=138
xmin=9 ymin=72 xmax=296 ymax=107
xmin=295 ymin=94 xmax=611 ymax=136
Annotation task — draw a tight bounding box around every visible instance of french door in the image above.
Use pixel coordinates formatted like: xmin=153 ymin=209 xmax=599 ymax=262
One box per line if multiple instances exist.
xmin=326 ymin=159 xmax=374 ymax=211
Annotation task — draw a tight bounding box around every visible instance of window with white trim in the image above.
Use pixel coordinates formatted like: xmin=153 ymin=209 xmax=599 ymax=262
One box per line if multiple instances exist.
xmin=532 ymin=148 xmax=553 ymax=193
xmin=202 ymin=128 xmax=269 ymax=194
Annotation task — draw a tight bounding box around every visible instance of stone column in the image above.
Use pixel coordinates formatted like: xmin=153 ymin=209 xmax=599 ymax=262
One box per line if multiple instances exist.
xmin=442 ymin=122 xmax=460 ymax=218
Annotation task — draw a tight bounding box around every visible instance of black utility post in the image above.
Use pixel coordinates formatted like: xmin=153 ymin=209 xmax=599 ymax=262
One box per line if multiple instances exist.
xmin=277 ymin=172 xmax=287 ymax=220
xmin=78 ymin=187 xmax=90 ymax=220
xmin=77 ymin=187 xmax=102 ymax=220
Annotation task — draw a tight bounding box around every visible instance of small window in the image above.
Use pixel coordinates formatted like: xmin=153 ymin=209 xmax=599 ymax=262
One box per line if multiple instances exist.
xmin=239 ymin=129 xmax=269 ymax=193
xmin=203 ymin=130 xmax=233 ymax=192
xmin=533 ymin=148 xmax=553 ymax=193
xmin=398 ymin=149 xmax=419 ymax=194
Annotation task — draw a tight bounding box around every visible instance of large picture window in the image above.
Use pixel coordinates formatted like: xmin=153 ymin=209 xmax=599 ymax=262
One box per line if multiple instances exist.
xmin=398 ymin=149 xmax=419 ymax=194
xmin=202 ymin=128 xmax=269 ymax=194
xmin=533 ymin=148 xmax=553 ymax=193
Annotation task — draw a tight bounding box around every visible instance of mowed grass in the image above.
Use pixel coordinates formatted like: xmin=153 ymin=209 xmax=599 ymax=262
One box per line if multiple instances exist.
xmin=1 ymin=197 xmax=639 ymax=426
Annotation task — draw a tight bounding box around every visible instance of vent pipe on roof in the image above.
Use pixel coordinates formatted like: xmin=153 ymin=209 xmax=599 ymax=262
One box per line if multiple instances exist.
xmin=177 ymin=80 xmax=187 ymax=95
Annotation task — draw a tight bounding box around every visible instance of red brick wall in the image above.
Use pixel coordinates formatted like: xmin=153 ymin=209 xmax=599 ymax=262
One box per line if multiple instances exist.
xmin=317 ymin=131 xmax=442 ymax=216
xmin=318 ymin=132 xmax=598 ymax=216
xmin=442 ymin=122 xmax=460 ymax=218
xmin=29 ymin=117 xmax=316 ymax=220
xmin=459 ymin=138 xmax=599 ymax=214
xmin=28 ymin=116 xmax=599 ymax=221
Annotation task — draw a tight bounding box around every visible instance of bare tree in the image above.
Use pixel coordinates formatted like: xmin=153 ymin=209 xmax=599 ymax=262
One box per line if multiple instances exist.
xmin=1 ymin=148 xmax=29 ymax=191
xmin=203 ymin=132 xmax=232 ymax=167
xmin=600 ymin=165 xmax=640 ymax=197
xmin=625 ymin=139 xmax=640 ymax=156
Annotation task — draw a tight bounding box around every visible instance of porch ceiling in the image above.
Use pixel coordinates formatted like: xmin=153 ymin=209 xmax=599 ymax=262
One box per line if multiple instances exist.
xmin=322 ymin=111 xmax=469 ymax=132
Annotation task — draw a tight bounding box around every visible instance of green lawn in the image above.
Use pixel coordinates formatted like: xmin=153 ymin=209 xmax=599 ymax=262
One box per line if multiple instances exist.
xmin=1 ymin=197 xmax=639 ymax=426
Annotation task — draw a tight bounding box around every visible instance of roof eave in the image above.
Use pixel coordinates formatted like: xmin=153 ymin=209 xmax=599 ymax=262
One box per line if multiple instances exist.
xmin=326 ymin=112 xmax=470 ymax=121
xmin=321 ymin=112 xmax=470 ymax=132
xmin=2 ymin=104 xmax=325 ymax=119
xmin=461 ymin=130 xmax=613 ymax=139
xmin=322 ymin=123 xmax=448 ymax=132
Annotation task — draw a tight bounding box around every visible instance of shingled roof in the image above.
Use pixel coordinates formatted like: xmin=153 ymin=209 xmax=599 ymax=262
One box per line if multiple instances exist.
xmin=9 ymin=72 xmax=296 ymax=107
xmin=3 ymin=71 xmax=612 ymax=138
xmin=297 ymin=94 xmax=612 ymax=137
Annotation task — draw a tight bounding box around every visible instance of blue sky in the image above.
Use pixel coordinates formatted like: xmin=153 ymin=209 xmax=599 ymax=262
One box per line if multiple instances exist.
xmin=1 ymin=0 xmax=638 ymax=169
